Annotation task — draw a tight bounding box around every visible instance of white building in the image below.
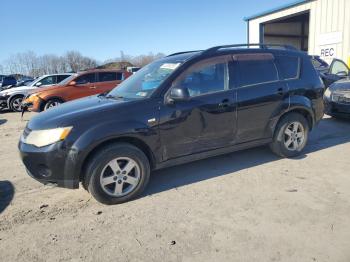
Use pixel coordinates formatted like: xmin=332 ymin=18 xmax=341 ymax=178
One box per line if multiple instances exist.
xmin=245 ymin=0 xmax=350 ymax=65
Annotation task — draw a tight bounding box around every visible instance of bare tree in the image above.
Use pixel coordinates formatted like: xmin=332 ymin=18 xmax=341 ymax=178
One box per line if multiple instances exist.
xmin=65 ymin=51 xmax=97 ymax=72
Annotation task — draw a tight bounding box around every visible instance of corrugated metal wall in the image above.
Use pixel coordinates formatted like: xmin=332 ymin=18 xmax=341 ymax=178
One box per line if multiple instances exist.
xmin=248 ymin=0 xmax=350 ymax=64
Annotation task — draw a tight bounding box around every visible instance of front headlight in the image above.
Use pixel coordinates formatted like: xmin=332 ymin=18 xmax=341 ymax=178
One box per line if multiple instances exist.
xmin=324 ymin=88 xmax=331 ymax=100
xmin=22 ymin=127 xmax=73 ymax=147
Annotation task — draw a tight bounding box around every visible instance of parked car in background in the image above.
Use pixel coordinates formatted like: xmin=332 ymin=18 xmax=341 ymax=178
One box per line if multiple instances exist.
xmin=311 ymin=56 xmax=350 ymax=87
xmin=0 ymin=76 xmax=17 ymax=89
xmin=23 ymin=69 xmax=131 ymax=112
xmin=0 ymin=73 xmax=72 ymax=112
xmin=15 ymin=79 xmax=34 ymax=87
xmin=324 ymin=78 xmax=350 ymax=118
xmin=16 ymin=77 xmax=35 ymax=87
xmin=19 ymin=44 xmax=324 ymax=204
xmin=127 ymin=66 xmax=141 ymax=74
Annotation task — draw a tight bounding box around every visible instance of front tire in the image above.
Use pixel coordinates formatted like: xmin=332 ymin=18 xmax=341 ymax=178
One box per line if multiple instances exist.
xmin=270 ymin=113 xmax=309 ymax=158
xmin=44 ymin=98 xmax=63 ymax=111
xmin=10 ymin=95 xmax=24 ymax=112
xmin=83 ymin=143 xmax=150 ymax=205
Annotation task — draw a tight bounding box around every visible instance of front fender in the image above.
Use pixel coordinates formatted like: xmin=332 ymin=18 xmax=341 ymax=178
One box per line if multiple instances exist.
xmin=64 ymin=119 xmax=158 ymax=182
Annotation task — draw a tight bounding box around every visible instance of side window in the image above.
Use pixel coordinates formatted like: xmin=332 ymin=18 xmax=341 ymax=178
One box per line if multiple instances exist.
xmin=117 ymin=72 xmax=123 ymax=80
xmin=275 ymin=55 xmax=300 ymax=80
xmin=330 ymin=60 xmax=349 ymax=75
xmin=174 ymin=56 xmax=229 ymax=97
xmin=57 ymin=75 xmax=70 ymax=83
xmin=98 ymin=72 xmax=117 ymax=82
xmin=235 ymin=54 xmax=278 ymax=87
xmin=75 ymin=73 xmax=96 ymax=84
xmin=40 ymin=76 xmax=56 ymax=86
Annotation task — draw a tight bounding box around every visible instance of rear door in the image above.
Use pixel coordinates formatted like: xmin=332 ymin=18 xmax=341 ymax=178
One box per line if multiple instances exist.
xmin=97 ymin=72 xmax=123 ymax=93
xmin=233 ymin=53 xmax=288 ymax=142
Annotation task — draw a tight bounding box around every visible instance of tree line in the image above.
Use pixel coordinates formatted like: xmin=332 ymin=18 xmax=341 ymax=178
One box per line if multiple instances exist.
xmin=0 ymin=51 xmax=165 ymax=78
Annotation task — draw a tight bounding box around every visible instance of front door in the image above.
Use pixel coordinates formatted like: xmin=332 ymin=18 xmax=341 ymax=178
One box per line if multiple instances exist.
xmin=69 ymin=73 xmax=97 ymax=100
xmin=159 ymin=55 xmax=237 ymax=161
xmin=323 ymin=59 xmax=350 ymax=87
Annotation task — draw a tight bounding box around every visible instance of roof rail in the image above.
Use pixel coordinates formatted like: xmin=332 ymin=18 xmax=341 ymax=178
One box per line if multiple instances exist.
xmin=167 ymin=50 xmax=202 ymax=57
xmin=202 ymin=43 xmax=298 ymax=55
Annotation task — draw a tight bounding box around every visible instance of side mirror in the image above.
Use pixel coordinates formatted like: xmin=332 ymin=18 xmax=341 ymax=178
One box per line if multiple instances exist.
xmin=35 ymin=82 xmax=42 ymax=87
xmin=167 ymin=85 xmax=190 ymax=104
xmin=336 ymin=71 xmax=348 ymax=77
xmin=68 ymin=81 xmax=77 ymax=86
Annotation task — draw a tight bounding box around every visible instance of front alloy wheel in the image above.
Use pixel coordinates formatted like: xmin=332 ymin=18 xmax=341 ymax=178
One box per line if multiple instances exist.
xmin=44 ymin=99 xmax=62 ymax=110
xmin=10 ymin=97 xmax=23 ymax=112
xmin=100 ymin=157 xmax=141 ymax=197
xmin=84 ymin=143 xmax=150 ymax=205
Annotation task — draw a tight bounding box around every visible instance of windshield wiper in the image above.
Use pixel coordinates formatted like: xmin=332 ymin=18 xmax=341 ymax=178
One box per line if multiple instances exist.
xmin=105 ymin=94 xmax=124 ymax=100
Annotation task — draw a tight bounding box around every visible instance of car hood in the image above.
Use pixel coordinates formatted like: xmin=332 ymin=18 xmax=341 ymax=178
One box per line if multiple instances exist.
xmin=27 ymin=95 xmax=130 ymax=130
xmin=28 ymin=84 xmax=59 ymax=95
xmin=0 ymin=85 xmax=35 ymax=95
xmin=329 ymin=78 xmax=350 ymax=92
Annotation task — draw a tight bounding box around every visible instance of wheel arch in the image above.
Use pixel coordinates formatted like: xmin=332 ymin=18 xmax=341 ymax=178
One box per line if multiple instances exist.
xmin=8 ymin=93 xmax=25 ymax=110
xmin=79 ymin=136 xmax=156 ymax=182
xmin=41 ymin=96 xmax=65 ymax=111
xmin=273 ymin=106 xmax=314 ymax=140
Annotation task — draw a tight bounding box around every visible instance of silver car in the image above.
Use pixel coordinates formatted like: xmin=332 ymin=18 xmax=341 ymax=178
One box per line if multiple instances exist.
xmin=0 ymin=73 xmax=73 ymax=112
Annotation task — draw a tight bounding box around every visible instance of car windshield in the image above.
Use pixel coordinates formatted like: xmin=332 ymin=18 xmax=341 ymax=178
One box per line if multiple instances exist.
xmin=108 ymin=58 xmax=185 ymax=99
xmin=58 ymin=74 xmax=77 ymax=86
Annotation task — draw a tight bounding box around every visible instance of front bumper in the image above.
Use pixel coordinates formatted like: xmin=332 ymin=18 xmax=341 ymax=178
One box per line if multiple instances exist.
xmin=18 ymin=140 xmax=79 ymax=189
xmin=22 ymin=96 xmax=44 ymax=112
xmin=0 ymin=95 xmax=9 ymax=109
xmin=324 ymin=100 xmax=350 ymax=118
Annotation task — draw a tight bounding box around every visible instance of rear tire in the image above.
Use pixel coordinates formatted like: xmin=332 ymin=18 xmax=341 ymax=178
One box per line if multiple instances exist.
xmin=270 ymin=113 xmax=309 ymax=158
xmin=83 ymin=143 xmax=150 ymax=205
xmin=44 ymin=98 xmax=63 ymax=111
xmin=10 ymin=95 xmax=24 ymax=112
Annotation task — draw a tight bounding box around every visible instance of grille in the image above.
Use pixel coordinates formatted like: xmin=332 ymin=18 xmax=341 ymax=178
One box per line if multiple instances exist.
xmin=332 ymin=93 xmax=350 ymax=104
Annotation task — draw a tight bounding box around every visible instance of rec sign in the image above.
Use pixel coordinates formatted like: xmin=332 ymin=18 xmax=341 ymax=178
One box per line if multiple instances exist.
xmin=320 ymin=47 xmax=335 ymax=57
xmin=319 ymin=44 xmax=337 ymax=62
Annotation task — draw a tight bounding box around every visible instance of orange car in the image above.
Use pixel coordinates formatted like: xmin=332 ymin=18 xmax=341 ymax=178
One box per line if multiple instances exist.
xmin=23 ymin=69 xmax=131 ymax=112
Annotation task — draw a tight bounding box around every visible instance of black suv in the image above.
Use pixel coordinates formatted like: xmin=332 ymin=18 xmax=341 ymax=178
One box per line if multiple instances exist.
xmin=19 ymin=44 xmax=324 ymax=204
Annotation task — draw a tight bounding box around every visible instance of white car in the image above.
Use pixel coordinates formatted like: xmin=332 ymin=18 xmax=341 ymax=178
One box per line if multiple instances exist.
xmin=0 ymin=73 xmax=73 ymax=112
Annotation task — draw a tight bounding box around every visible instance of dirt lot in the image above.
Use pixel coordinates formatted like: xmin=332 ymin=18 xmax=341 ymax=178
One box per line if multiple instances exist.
xmin=0 ymin=111 xmax=349 ymax=262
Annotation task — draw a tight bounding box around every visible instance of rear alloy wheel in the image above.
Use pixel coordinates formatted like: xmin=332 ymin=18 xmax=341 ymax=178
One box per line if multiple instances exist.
xmin=84 ymin=143 xmax=150 ymax=205
xmin=10 ymin=96 xmax=24 ymax=112
xmin=270 ymin=113 xmax=309 ymax=158
xmin=283 ymin=122 xmax=305 ymax=151
xmin=44 ymin=99 xmax=62 ymax=111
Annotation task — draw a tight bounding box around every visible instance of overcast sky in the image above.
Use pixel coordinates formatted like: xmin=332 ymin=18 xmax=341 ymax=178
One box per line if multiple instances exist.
xmin=0 ymin=0 xmax=288 ymax=62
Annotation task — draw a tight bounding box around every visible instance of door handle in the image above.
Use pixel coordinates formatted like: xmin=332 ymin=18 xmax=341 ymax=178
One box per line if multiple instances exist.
xmin=276 ymin=88 xmax=284 ymax=96
xmin=90 ymin=86 xmax=97 ymax=89
xmin=218 ymin=99 xmax=230 ymax=108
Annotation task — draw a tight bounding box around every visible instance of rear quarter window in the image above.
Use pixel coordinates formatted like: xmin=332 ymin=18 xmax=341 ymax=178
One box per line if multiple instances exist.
xmin=275 ymin=55 xmax=300 ymax=80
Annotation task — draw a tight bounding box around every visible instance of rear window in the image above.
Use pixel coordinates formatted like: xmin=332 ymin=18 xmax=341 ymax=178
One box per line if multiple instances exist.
xmin=275 ymin=55 xmax=300 ymax=80
xmin=236 ymin=56 xmax=278 ymax=87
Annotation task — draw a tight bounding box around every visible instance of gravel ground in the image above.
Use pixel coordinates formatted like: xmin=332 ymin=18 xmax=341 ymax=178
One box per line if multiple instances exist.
xmin=0 ymin=111 xmax=349 ymax=262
